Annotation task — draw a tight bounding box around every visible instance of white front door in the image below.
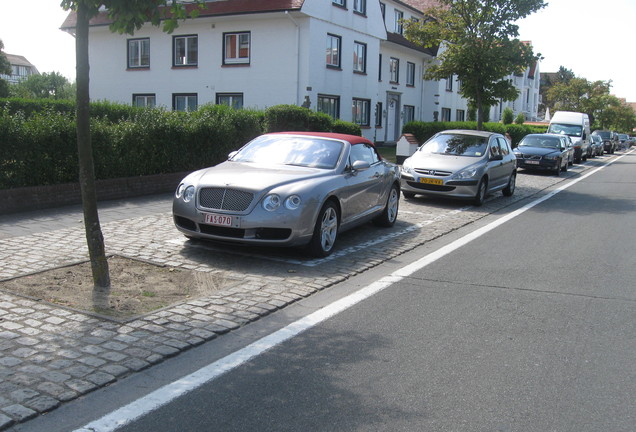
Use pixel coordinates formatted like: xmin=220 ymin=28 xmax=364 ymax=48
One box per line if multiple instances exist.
xmin=386 ymin=93 xmax=400 ymax=143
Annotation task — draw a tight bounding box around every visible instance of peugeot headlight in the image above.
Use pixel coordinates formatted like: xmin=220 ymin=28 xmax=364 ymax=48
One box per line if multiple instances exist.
xmin=401 ymin=159 xmax=415 ymax=176
xmin=285 ymin=195 xmax=302 ymax=210
xmin=454 ymin=167 xmax=478 ymax=180
xmin=262 ymin=194 xmax=281 ymax=211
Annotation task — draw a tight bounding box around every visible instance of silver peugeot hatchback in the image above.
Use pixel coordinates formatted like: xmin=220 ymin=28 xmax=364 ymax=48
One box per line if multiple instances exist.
xmin=400 ymin=130 xmax=517 ymax=206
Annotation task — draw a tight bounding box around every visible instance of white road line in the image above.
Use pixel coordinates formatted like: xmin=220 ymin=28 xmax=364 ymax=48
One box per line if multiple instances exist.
xmin=75 ymin=153 xmax=624 ymax=432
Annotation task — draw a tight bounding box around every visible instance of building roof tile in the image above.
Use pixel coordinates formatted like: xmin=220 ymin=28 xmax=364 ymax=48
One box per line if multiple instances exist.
xmin=61 ymin=0 xmax=304 ymax=30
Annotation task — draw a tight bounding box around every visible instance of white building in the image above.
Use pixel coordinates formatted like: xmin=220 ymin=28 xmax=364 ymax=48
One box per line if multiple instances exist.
xmin=491 ymin=54 xmax=541 ymax=122
xmin=60 ymin=0 xmax=538 ymax=143
xmin=429 ymin=44 xmax=540 ymax=124
xmin=0 ymin=54 xmax=39 ymax=84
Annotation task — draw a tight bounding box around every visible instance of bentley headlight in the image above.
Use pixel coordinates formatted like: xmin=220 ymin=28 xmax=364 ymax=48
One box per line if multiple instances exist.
xmin=176 ymin=183 xmax=185 ymax=198
xmin=183 ymin=185 xmax=195 ymax=203
xmin=263 ymin=194 xmax=281 ymax=211
xmin=285 ymin=195 xmax=302 ymax=210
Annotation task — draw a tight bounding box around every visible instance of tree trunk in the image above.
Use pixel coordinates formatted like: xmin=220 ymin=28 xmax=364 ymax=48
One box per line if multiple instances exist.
xmin=476 ymin=91 xmax=484 ymax=131
xmin=76 ymin=3 xmax=111 ymax=291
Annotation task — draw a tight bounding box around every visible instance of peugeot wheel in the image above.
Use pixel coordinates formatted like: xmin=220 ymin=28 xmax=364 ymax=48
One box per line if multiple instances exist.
xmin=473 ymin=178 xmax=487 ymax=206
xmin=502 ymin=172 xmax=516 ymax=197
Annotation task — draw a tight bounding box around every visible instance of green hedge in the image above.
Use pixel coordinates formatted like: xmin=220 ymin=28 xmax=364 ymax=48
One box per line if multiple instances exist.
xmin=0 ymin=101 xmax=361 ymax=189
xmin=403 ymin=121 xmax=548 ymax=148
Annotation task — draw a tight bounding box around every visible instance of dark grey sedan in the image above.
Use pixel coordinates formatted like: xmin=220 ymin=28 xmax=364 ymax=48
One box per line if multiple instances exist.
xmin=173 ymin=132 xmax=400 ymax=257
xmin=513 ymin=134 xmax=570 ymax=176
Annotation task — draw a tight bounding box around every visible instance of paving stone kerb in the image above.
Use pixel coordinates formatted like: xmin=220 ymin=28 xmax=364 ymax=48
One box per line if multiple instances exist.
xmin=0 ymin=162 xmax=601 ymax=430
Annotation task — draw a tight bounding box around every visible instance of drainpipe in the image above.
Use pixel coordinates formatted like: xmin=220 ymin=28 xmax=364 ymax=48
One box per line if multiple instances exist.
xmin=285 ymin=11 xmax=301 ymax=107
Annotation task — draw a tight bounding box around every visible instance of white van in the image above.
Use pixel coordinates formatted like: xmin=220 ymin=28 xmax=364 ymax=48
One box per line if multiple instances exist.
xmin=547 ymin=111 xmax=591 ymax=163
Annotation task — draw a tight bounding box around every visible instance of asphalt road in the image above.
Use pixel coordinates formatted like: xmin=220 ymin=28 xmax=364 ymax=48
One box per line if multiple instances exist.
xmin=12 ymin=153 xmax=635 ymax=432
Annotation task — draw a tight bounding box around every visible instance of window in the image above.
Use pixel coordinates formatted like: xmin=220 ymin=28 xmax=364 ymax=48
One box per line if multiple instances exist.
xmin=318 ymin=95 xmax=340 ymax=119
xmin=389 ymin=57 xmax=399 ymax=83
xmin=406 ymin=62 xmax=415 ymax=86
xmin=173 ymin=93 xmax=197 ymax=111
xmin=441 ymin=107 xmax=451 ymax=121
xmin=404 ymin=105 xmax=414 ymax=123
xmin=394 ymin=10 xmax=404 ymax=34
xmin=456 ymin=109 xmax=465 ymax=122
xmin=445 ymin=75 xmax=453 ymax=91
xmin=353 ymin=42 xmax=366 ymax=73
xmin=457 ymin=79 xmax=462 ymax=91
xmin=326 ymin=34 xmax=341 ymax=68
xmin=173 ymin=35 xmax=198 ymax=66
xmin=489 ymin=139 xmax=501 ymax=158
xmin=375 ymin=102 xmax=383 ymax=127
xmin=133 ymin=94 xmax=156 ymax=108
xmin=353 ymin=0 xmax=366 ymax=14
xmin=216 ymin=93 xmax=244 ymax=109
xmin=332 ymin=0 xmax=346 ymax=7
xmin=127 ymin=38 xmax=149 ymax=68
xmin=350 ymin=143 xmax=379 ymax=165
xmin=352 ymin=98 xmax=371 ymax=126
xmin=224 ymin=32 xmax=250 ymax=65
xmin=497 ymin=137 xmax=511 ymax=155
xmin=378 ymin=54 xmax=382 ymax=81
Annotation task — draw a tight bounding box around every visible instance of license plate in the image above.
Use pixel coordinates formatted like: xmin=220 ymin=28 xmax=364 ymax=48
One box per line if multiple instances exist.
xmin=419 ymin=177 xmax=443 ymax=185
xmin=526 ymin=160 xmax=540 ymax=165
xmin=203 ymin=213 xmax=233 ymax=227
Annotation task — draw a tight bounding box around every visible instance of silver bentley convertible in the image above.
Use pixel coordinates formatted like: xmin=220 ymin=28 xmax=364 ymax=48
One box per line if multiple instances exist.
xmin=173 ymin=132 xmax=400 ymax=257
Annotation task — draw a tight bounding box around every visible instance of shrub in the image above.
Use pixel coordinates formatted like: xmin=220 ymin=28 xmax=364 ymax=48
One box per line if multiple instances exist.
xmin=265 ymin=104 xmax=332 ymax=132
xmin=0 ymin=100 xmax=366 ymax=189
xmin=0 ymin=108 xmax=78 ymax=188
xmin=0 ymin=97 xmax=75 ymax=117
xmin=332 ymin=119 xmax=362 ymax=136
xmin=502 ymin=107 xmax=514 ymax=124
xmin=514 ymin=113 xmax=525 ymax=124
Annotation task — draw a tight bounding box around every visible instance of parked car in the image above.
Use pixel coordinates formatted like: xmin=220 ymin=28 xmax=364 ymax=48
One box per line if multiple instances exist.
xmin=562 ymin=135 xmax=575 ymax=165
xmin=547 ymin=111 xmax=591 ymax=163
xmin=513 ymin=133 xmax=570 ymax=176
xmin=173 ymin=132 xmax=401 ymax=257
xmin=592 ymin=130 xmax=618 ymax=154
xmin=589 ymin=134 xmax=604 ymax=156
xmin=617 ymin=133 xmax=629 ymax=150
xmin=400 ymin=130 xmax=517 ymax=206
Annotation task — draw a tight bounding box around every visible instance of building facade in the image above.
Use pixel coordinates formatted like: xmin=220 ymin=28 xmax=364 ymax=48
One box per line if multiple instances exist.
xmin=0 ymin=54 xmax=39 ymax=84
xmin=61 ymin=0 xmax=538 ymax=143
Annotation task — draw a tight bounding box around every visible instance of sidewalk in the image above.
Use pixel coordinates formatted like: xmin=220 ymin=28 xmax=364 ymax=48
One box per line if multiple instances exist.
xmin=0 ymin=193 xmax=173 ymax=240
xmin=0 ymin=170 xmax=576 ymax=430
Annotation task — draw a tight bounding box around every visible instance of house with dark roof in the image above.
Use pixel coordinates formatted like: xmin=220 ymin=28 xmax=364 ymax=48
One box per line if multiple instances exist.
xmin=0 ymin=54 xmax=39 ymax=84
xmin=60 ymin=0 xmax=538 ymax=142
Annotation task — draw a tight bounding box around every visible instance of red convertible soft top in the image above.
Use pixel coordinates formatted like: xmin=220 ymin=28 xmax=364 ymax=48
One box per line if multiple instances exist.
xmin=269 ymin=131 xmax=375 ymax=146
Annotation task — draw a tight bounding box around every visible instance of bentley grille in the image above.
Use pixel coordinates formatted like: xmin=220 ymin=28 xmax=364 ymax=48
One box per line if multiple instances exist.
xmin=199 ymin=188 xmax=254 ymax=212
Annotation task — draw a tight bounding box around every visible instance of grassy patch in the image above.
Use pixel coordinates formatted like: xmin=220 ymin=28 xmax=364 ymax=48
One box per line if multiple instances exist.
xmin=377 ymin=145 xmax=397 ymax=164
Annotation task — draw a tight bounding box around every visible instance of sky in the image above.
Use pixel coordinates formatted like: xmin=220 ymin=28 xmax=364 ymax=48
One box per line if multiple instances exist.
xmin=1 ymin=0 xmax=635 ymax=102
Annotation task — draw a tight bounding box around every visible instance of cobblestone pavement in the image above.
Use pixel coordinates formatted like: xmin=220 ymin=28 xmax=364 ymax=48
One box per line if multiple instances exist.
xmin=0 ymin=158 xmax=612 ymax=430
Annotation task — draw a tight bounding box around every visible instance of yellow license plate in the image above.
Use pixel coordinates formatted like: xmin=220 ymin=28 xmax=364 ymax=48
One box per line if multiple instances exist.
xmin=419 ymin=177 xmax=443 ymax=185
